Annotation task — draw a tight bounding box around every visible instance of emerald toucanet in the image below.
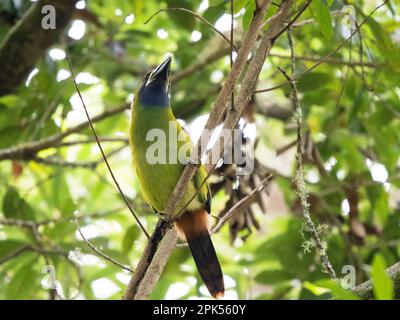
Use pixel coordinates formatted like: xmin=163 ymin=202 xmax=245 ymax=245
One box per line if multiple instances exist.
xmin=129 ymin=56 xmax=224 ymax=298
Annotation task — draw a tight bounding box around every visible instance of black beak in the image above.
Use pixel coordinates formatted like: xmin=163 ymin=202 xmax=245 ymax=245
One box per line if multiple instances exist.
xmin=146 ymin=55 xmax=172 ymax=86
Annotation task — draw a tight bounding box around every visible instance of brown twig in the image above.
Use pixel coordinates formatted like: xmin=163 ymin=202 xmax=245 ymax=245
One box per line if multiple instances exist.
xmin=0 ymin=244 xmax=68 ymax=265
xmin=254 ymin=0 xmax=389 ymax=94
xmin=75 ymin=218 xmax=134 ymax=273
xmin=0 ymin=104 xmax=129 ymax=161
xmin=56 ymin=137 xmax=128 ymax=148
xmin=271 ymin=0 xmax=313 ymax=41
xmin=212 ymin=174 xmax=274 ymax=233
xmin=30 ymin=145 xmax=127 ymax=169
xmin=144 ymin=7 xmax=238 ymax=51
xmin=269 ymin=53 xmax=379 ymax=68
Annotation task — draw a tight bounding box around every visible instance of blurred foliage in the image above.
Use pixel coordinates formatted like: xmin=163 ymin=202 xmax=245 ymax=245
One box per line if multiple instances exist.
xmin=0 ymin=0 xmax=399 ymax=300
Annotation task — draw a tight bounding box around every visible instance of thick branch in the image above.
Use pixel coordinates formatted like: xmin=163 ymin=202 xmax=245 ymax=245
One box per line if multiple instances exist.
xmin=122 ymin=219 xmax=173 ymax=299
xmin=165 ymin=0 xmax=274 ymax=225
xmin=0 ymin=0 xmax=78 ymax=95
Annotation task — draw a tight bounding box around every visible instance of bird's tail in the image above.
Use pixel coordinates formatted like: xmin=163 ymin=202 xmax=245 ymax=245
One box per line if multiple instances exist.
xmin=175 ymin=209 xmax=224 ymax=299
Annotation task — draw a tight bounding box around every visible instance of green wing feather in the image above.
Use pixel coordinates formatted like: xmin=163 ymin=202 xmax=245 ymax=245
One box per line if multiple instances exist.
xmin=130 ymin=98 xmax=211 ymax=216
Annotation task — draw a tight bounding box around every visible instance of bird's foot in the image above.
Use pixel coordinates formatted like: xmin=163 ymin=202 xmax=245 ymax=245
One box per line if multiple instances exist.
xmin=157 ymin=212 xmax=174 ymax=228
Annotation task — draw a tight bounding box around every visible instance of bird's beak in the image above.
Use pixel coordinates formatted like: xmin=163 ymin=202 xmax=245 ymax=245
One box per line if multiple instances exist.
xmin=145 ymin=55 xmax=172 ymax=87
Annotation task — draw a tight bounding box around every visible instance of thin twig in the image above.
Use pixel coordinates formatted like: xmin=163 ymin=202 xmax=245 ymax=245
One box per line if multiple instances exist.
xmin=254 ymin=0 xmax=389 ymax=94
xmin=212 ymin=174 xmax=274 ymax=233
xmin=0 ymin=245 xmax=31 ymax=265
xmin=296 ymin=1 xmax=388 ymax=77
xmin=56 ymin=137 xmax=128 ymax=148
xmin=276 ymin=139 xmax=297 ymax=156
xmin=269 ymin=53 xmax=379 ymax=68
xmin=0 ymin=104 xmax=129 ymax=161
xmin=291 ymin=9 xmax=344 ymax=28
xmin=144 ymin=7 xmax=238 ymax=51
xmin=271 ymin=0 xmax=313 ymax=41
xmin=75 ymin=218 xmax=134 ymax=273
xmin=0 ymin=244 xmax=68 ymax=265
xmin=66 ymin=57 xmax=149 ymax=239
xmin=30 ymin=145 xmax=127 ymax=169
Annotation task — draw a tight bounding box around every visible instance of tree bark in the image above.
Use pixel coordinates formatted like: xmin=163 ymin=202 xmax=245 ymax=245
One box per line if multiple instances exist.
xmin=0 ymin=0 xmax=78 ymax=96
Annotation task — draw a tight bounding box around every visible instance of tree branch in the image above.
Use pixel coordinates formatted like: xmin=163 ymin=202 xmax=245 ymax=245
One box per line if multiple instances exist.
xmin=212 ymin=174 xmax=274 ymax=233
xmin=123 ymin=0 xmax=294 ymax=300
xmin=0 ymin=104 xmax=129 ymax=161
xmin=75 ymin=219 xmax=134 ymax=273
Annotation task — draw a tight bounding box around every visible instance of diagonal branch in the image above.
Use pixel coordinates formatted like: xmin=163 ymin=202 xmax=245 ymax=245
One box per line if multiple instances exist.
xmin=144 ymin=7 xmax=238 ymax=51
xmin=123 ymin=0 xmax=294 ymax=300
xmin=75 ymin=219 xmax=134 ymax=273
xmin=212 ymin=174 xmax=274 ymax=233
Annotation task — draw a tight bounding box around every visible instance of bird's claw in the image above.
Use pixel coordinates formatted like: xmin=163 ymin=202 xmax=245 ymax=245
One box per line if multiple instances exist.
xmin=157 ymin=212 xmax=174 ymax=228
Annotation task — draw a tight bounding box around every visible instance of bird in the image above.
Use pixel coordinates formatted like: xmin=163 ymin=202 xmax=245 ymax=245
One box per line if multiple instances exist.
xmin=129 ymin=55 xmax=224 ymax=299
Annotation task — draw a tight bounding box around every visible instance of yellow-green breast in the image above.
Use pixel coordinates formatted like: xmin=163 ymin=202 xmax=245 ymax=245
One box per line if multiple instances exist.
xmin=130 ymin=99 xmax=210 ymax=216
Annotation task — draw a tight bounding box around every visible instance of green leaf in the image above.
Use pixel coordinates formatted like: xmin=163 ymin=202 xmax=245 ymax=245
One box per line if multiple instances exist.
xmin=371 ymin=254 xmax=394 ymax=300
xmin=366 ymin=184 xmax=389 ymax=228
xmin=209 ymin=0 xmax=226 ymax=7
xmin=297 ymin=72 xmax=332 ymax=92
xmin=375 ymin=188 xmax=389 ymax=228
xmin=203 ymin=3 xmax=226 ymax=24
xmin=122 ymin=225 xmax=140 ymax=254
xmin=51 ymin=171 xmax=76 ymax=216
xmin=166 ymin=0 xmax=196 ymax=31
xmin=314 ymin=279 xmax=360 ymax=300
xmin=133 ymin=0 xmax=144 ymax=23
xmin=232 ymin=0 xmax=249 ymax=14
xmin=2 ymin=187 xmax=35 ymax=221
xmin=0 ymin=240 xmax=27 ymax=260
xmin=6 ymin=258 xmax=39 ymax=299
xmin=366 ymin=16 xmax=400 ymax=72
xmin=255 ymin=270 xmax=293 ymax=285
xmin=242 ymin=0 xmax=256 ymax=31
xmin=309 ymin=0 xmax=333 ymax=39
